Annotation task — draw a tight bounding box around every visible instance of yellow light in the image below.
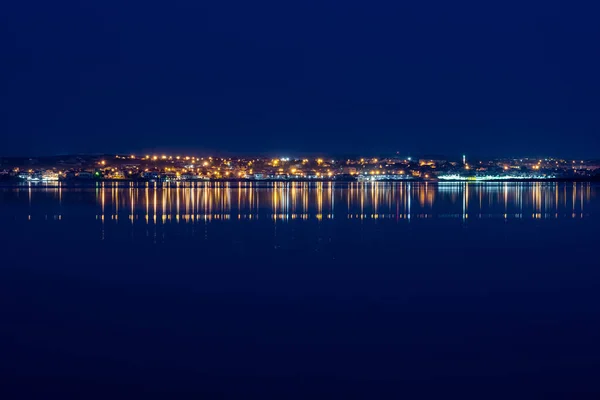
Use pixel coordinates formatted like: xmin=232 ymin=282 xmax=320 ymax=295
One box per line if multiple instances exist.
xmin=161 ymin=155 xmax=167 ymax=159
xmin=176 ymin=156 xmax=180 ymax=160
xmin=202 ymin=162 xmax=208 ymax=167
xmin=100 ymin=160 xmax=106 ymax=165
xmin=317 ymin=158 xmax=323 ymax=164
xmin=291 ymin=168 xmax=296 ymax=173
xmin=185 ymin=156 xmax=190 ymax=160
xmin=152 ymin=156 xmax=158 ymax=161
xmin=130 ymin=155 xmax=135 ymax=159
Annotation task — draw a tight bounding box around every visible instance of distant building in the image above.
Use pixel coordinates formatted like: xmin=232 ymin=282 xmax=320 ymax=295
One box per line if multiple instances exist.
xmin=107 ymin=170 xmax=125 ymax=179
xmin=161 ymin=172 xmax=177 ymax=181
xmin=141 ymin=171 xmax=159 ymax=180
xmin=419 ymin=158 xmax=446 ymax=167
xmin=17 ymin=171 xmax=31 ymax=180
xmin=180 ymin=173 xmax=200 ymax=180
xmin=76 ymin=171 xmax=94 ymax=179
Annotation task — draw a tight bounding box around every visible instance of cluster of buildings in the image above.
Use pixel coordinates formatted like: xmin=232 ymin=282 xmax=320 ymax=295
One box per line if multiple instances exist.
xmin=1 ymin=154 xmax=599 ymax=182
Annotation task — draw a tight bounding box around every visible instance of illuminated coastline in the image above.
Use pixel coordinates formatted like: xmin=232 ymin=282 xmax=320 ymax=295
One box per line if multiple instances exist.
xmin=2 ymin=154 xmax=599 ymax=183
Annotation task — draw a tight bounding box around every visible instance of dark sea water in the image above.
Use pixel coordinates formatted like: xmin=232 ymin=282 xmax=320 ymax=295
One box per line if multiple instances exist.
xmin=1 ymin=182 xmax=600 ymax=399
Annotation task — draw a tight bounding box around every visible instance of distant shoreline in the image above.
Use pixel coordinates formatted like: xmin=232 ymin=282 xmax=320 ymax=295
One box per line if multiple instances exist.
xmin=1 ymin=177 xmax=599 ymax=186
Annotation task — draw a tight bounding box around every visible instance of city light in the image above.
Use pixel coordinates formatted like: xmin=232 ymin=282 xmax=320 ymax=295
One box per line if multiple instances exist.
xmin=7 ymin=153 xmax=595 ymax=183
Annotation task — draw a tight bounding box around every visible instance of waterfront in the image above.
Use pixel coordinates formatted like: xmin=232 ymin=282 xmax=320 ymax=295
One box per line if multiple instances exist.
xmin=2 ymin=182 xmax=600 ymax=398
xmin=3 ymin=154 xmax=600 ymax=183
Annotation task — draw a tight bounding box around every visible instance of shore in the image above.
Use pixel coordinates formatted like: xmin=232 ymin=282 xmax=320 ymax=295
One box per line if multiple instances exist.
xmin=1 ymin=177 xmax=599 ymax=186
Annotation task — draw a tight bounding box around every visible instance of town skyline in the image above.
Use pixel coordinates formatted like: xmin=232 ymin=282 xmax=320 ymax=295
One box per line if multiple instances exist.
xmin=3 ymin=152 xmax=600 ymax=182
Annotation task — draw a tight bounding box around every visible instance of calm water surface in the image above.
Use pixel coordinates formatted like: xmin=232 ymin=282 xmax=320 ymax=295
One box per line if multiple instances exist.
xmin=1 ymin=182 xmax=600 ymax=398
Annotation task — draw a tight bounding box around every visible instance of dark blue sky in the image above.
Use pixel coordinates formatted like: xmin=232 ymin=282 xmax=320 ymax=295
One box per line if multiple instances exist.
xmin=2 ymin=0 xmax=599 ymax=157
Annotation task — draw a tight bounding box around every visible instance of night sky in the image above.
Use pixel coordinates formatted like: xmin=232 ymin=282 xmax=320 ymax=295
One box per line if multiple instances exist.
xmin=2 ymin=0 xmax=599 ymax=158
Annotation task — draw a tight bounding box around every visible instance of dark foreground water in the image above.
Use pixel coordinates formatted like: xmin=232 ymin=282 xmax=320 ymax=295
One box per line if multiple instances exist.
xmin=1 ymin=182 xmax=600 ymax=399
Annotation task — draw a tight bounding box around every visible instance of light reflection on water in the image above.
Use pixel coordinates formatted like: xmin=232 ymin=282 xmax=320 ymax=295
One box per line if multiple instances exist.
xmin=1 ymin=181 xmax=596 ymax=222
